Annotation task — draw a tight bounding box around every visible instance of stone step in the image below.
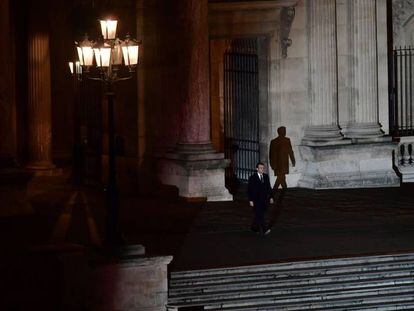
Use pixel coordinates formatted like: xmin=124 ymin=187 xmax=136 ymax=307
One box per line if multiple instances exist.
xmin=342 ymin=303 xmax=414 ymax=311
xmin=169 ymin=286 xmax=414 ymax=310
xmin=170 ymin=261 xmax=414 ymax=288
xmin=168 ymin=253 xmax=414 ymax=310
xmin=168 ymin=276 xmax=414 ymax=304
xmin=170 ymin=253 xmax=414 ymax=280
xmin=337 ymin=302 xmax=414 ymax=311
xmin=204 ymin=294 xmax=414 ymax=311
xmin=169 ymin=270 xmax=414 ymax=296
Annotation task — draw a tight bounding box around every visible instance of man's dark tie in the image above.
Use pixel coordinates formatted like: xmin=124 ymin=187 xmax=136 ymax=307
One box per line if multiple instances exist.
xmin=260 ymin=174 xmax=263 ymax=183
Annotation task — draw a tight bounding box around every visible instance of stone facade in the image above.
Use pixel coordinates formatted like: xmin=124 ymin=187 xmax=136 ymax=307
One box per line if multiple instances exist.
xmin=209 ymin=0 xmax=399 ymax=190
xmin=0 ymin=0 xmax=402 ymax=201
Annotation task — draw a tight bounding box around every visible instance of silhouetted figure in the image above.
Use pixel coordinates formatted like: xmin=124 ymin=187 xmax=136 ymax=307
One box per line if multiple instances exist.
xmin=269 ymin=126 xmax=296 ymax=200
xmin=248 ymin=162 xmax=273 ymax=236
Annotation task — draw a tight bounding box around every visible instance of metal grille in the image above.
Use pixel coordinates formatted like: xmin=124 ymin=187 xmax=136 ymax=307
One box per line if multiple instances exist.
xmin=224 ymin=39 xmax=260 ymax=183
xmin=390 ymin=47 xmax=414 ymax=136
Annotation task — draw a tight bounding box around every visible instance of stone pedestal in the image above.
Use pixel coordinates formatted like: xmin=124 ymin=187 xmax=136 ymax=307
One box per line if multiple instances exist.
xmin=157 ymin=144 xmax=232 ymax=201
xmin=60 ymin=245 xmax=173 ymax=311
xmin=2 ymin=244 xmax=172 ymax=310
xmin=298 ymin=138 xmax=399 ymax=189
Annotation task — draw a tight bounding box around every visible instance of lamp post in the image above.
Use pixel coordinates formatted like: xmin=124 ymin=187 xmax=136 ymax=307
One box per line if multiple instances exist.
xmin=68 ymin=61 xmax=84 ymax=186
xmin=69 ymin=19 xmax=139 ymax=247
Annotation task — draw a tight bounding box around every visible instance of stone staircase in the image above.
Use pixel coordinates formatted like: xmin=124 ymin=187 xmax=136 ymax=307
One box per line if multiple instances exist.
xmin=167 ymin=252 xmax=414 ymax=310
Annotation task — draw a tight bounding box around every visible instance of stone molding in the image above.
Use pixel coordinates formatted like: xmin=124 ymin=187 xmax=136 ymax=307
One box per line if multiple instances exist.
xmin=156 ymin=150 xmax=233 ymax=201
xmin=346 ymin=122 xmax=385 ymax=138
xmin=90 ymin=254 xmax=173 ymax=268
xmin=392 ymin=0 xmax=414 ymax=44
xmin=209 ymin=0 xmax=300 ymax=12
xmin=208 ymin=0 xmax=299 ymax=40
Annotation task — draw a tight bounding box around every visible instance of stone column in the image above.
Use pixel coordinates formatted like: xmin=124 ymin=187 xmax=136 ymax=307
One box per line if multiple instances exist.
xmin=0 ymin=0 xmax=33 ymax=217
xmin=303 ymin=0 xmax=342 ymax=142
xmin=346 ymin=0 xmax=383 ymax=138
xmin=0 ymin=0 xmax=17 ymax=161
xmin=26 ymin=2 xmax=55 ymax=171
xmin=157 ymin=0 xmax=232 ymax=201
xmin=176 ymin=0 xmax=212 ymax=152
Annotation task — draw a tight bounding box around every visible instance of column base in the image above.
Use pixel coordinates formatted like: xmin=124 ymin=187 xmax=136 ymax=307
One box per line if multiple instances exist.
xmin=302 ymin=125 xmax=343 ymax=143
xmin=26 ymin=161 xmax=59 ymax=176
xmin=345 ymin=122 xmax=384 ymax=138
xmin=156 ymin=143 xmax=233 ymax=201
xmin=298 ymin=137 xmax=400 ymax=189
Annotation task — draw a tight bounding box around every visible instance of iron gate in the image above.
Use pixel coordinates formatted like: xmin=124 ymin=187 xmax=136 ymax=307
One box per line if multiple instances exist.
xmin=390 ymin=47 xmax=414 ymax=136
xmin=224 ymin=39 xmax=260 ymax=184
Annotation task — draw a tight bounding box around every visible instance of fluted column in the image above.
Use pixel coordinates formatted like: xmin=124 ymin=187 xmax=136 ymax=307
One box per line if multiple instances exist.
xmin=0 ymin=0 xmax=16 ymax=160
xmin=176 ymin=0 xmax=212 ymax=153
xmin=26 ymin=3 xmax=54 ymax=170
xmin=346 ymin=0 xmax=383 ymax=138
xmin=303 ymin=0 xmax=342 ymax=142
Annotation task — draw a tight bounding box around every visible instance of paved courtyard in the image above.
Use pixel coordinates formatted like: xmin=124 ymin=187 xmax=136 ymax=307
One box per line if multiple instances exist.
xmin=1 ymin=172 xmax=414 ymax=272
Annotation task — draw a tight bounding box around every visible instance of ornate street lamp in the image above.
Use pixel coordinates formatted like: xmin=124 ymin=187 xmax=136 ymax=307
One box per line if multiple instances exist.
xmin=69 ymin=18 xmax=139 ymax=247
xmin=68 ymin=61 xmax=82 ymax=80
xmin=68 ymin=61 xmax=84 ymax=186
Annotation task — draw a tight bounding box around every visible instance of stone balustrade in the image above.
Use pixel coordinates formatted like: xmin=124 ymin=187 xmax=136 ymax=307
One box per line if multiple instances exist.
xmin=394 ymin=136 xmax=414 ymax=182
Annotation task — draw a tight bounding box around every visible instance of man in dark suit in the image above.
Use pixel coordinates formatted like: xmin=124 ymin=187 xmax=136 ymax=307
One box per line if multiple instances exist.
xmin=248 ymin=162 xmax=273 ymax=235
xmin=269 ymin=126 xmax=296 ymax=200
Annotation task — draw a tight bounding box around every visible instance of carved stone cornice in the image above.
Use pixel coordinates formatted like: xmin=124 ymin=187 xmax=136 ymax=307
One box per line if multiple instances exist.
xmin=209 ymin=0 xmax=299 ymax=11
xmin=208 ymin=0 xmax=299 ymax=41
xmin=392 ymin=0 xmax=414 ymax=45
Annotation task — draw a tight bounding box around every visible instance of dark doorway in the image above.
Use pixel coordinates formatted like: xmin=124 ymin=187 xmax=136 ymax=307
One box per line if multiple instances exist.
xmin=224 ymin=38 xmax=260 ymax=193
